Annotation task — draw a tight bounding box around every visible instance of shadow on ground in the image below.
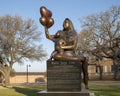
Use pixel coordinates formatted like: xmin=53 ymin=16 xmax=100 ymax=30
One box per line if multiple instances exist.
xmin=13 ymin=87 xmax=41 ymax=96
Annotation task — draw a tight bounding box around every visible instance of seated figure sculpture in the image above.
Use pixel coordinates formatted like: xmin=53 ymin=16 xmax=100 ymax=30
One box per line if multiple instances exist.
xmin=40 ymin=6 xmax=88 ymax=89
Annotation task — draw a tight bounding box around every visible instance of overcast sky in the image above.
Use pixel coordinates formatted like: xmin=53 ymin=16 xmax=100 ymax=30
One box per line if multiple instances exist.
xmin=0 ymin=0 xmax=120 ymax=72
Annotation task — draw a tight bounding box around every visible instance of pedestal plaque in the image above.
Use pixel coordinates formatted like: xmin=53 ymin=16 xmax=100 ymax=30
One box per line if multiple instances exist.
xmin=47 ymin=60 xmax=81 ymax=91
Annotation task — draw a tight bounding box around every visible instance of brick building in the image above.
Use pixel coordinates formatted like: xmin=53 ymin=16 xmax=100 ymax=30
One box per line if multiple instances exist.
xmin=88 ymin=57 xmax=120 ymax=80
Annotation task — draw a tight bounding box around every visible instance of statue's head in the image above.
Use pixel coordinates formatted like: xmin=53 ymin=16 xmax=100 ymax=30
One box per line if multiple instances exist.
xmin=63 ymin=18 xmax=75 ymax=31
xmin=63 ymin=18 xmax=70 ymax=30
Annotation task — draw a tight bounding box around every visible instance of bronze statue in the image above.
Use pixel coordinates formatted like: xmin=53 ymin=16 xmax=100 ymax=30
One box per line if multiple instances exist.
xmin=39 ymin=6 xmax=88 ymax=89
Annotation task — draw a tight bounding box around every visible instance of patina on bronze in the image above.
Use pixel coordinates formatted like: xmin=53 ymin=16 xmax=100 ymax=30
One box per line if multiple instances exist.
xmin=39 ymin=6 xmax=88 ymax=89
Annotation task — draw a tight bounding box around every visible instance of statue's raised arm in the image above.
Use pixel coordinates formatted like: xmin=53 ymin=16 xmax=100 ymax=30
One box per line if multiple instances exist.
xmin=44 ymin=26 xmax=55 ymax=41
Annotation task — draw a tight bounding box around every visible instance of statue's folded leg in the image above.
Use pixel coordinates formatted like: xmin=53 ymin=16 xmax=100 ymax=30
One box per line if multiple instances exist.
xmin=82 ymin=59 xmax=89 ymax=89
xmin=53 ymin=54 xmax=89 ymax=89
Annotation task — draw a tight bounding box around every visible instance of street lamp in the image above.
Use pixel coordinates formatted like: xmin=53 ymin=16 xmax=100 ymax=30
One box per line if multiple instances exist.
xmin=26 ymin=64 xmax=31 ymax=83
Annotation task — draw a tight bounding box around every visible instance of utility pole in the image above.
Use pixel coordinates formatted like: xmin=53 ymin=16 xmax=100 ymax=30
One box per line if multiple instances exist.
xmin=26 ymin=64 xmax=31 ymax=83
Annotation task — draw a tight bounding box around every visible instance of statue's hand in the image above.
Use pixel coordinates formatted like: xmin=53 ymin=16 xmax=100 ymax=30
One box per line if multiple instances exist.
xmin=59 ymin=44 xmax=65 ymax=49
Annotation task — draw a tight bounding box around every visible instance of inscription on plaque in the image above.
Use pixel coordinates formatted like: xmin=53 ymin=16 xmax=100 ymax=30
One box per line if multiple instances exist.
xmin=47 ymin=60 xmax=81 ymax=91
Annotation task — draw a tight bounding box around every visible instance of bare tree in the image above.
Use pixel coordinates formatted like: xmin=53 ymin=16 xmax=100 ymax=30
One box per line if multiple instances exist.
xmin=0 ymin=15 xmax=47 ymax=86
xmin=76 ymin=29 xmax=95 ymax=57
xmin=79 ymin=5 xmax=120 ymax=79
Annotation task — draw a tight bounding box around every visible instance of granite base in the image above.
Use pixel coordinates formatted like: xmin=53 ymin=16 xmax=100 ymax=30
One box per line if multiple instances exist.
xmin=37 ymin=89 xmax=95 ymax=96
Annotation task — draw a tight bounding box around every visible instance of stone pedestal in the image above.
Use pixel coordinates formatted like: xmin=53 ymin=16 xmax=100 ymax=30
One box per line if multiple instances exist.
xmin=37 ymin=60 xmax=93 ymax=96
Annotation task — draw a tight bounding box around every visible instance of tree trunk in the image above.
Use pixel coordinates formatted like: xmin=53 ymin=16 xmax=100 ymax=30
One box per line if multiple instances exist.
xmin=113 ymin=65 xmax=119 ymax=80
xmin=0 ymin=65 xmax=11 ymax=86
xmin=99 ymin=66 xmax=103 ymax=80
xmin=4 ymin=67 xmax=11 ymax=86
xmin=4 ymin=71 xmax=10 ymax=86
xmin=113 ymin=60 xmax=118 ymax=80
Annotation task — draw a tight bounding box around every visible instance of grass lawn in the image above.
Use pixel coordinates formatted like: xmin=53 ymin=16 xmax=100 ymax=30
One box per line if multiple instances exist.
xmin=0 ymin=82 xmax=120 ymax=96
xmin=88 ymin=81 xmax=120 ymax=96
xmin=90 ymin=85 xmax=120 ymax=96
xmin=0 ymin=83 xmax=46 ymax=96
